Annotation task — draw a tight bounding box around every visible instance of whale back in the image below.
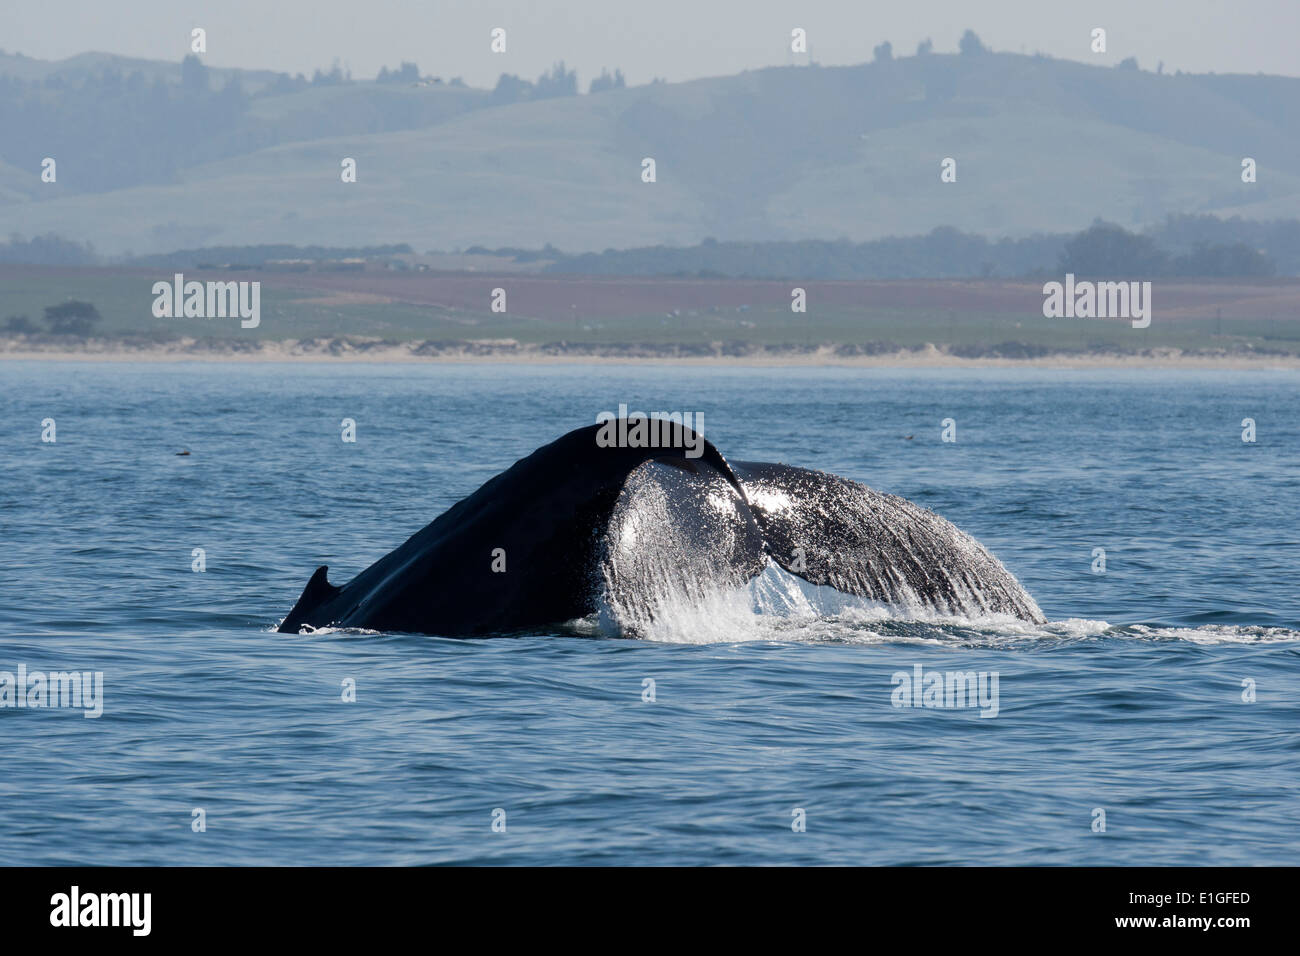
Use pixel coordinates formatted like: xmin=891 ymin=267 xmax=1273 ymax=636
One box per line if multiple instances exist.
xmin=278 ymin=421 xmax=738 ymax=635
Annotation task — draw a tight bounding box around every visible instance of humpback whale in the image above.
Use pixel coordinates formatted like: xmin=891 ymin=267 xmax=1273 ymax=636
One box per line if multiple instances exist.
xmin=278 ymin=420 xmax=1044 ymax=636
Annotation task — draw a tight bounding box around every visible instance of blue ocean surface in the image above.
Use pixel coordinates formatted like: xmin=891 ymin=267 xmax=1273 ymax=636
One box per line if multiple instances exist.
xmin=0 ymin=361 xmax=1297 ymax=865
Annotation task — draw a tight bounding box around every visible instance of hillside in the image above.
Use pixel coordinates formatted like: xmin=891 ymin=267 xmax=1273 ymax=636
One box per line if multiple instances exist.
xmin=3 ymin=48 xmax=1299 ymax=255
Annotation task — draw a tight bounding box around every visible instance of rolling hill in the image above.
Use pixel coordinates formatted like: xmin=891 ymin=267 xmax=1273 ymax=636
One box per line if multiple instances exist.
xmin=3 ymin=47 xmax=1299 ymax=256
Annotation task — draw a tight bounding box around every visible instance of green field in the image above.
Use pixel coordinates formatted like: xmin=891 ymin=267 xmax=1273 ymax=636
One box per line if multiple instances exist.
xmin=4 ymin=269 xmax=1298 ymax=356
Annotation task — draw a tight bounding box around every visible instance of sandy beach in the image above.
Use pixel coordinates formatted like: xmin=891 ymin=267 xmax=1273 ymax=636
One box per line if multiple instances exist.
xmin=2 ymin=337 xmax=1298 ymax=369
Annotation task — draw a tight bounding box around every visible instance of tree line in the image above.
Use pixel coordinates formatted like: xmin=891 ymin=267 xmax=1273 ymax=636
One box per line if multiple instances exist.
xmin=4 ymin=218 xmax=1295 ymax=277
xmin=4 ymin=300 xmax=101 ymax=336
xmin=538 ymin=219 xmax=1295 ymax=279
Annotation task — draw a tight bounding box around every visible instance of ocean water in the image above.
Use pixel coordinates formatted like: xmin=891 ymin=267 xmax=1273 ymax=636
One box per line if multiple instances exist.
xmin=1 ymin=360 xmax=1297 ymax=866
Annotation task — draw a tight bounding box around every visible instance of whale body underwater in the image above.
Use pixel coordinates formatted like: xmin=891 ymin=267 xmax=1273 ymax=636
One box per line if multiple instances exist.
xmin=278 ymin=420 xmax=1044 ymax=636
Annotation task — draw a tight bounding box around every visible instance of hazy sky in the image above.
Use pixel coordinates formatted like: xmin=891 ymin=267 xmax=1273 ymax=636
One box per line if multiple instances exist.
xmin=9 ymin=0 xmax=1300 ymax=86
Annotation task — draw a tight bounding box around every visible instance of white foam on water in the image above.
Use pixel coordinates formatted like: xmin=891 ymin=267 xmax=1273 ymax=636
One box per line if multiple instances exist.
xmin=1123 ymin=623 xmax=1300 ymax=645
xmin=593 ymin=560 xmax=1300 ymax=647
xmin=279 ymin=623 xmax=384 ymax=637
xmin=598 ymin=560 xmax=1036 ymax=645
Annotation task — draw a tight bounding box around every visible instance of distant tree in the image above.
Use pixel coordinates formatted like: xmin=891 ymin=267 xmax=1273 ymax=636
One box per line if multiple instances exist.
xmin=180 ymin=54 xmax=209 ymax=93
xmin=311 ymin=64 xmax=347 ymax=86
xmin=534 ymin=61 xmax=578 ymax=99
xmin=916 ymin=38 xmax=933 ymax=56
xmin=873 ymin=41 xmax=893 ymax=62
xmin=1150 ymin=214 xmax=1300 ymax=275
xmin=0 ymin=233 xmax=97 ymax=265
xmin=589 ymin=67 xmax=626 ymax=94
xmin=959 ymin=30 xmax=987 ymax=56
xmin=491 ymin=73 xmax=533 ymax=104
xmin=1060 ymin=222 xmax=1168 ymax=276
xmin=43 ymin=301 xmax=103 ymax=336
xmin=3 ymin=314 xmax=38 ymax=333
xmin=377 ymin=62 xmax=420 ymax=84
xmin=1116 ymin=56 xmax=1140 ymax=71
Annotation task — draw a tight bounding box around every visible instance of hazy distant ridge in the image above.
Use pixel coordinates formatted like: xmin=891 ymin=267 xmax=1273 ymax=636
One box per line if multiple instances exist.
xmin=3 ymin=45 xmax=1299 ymax=255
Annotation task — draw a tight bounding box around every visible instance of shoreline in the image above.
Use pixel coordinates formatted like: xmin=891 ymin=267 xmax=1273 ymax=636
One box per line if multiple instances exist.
xmin=2 ymin=339 xmax=1299 ymax=369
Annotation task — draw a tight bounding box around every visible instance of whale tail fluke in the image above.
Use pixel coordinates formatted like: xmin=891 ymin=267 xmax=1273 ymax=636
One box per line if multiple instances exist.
xmin=275 ymin=422 xmax=1045 ymax=636
xmin=279 ymin=565 xmax=341 ymax=633
xmin=731 ymin=461 xmax=1046 ymax=623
